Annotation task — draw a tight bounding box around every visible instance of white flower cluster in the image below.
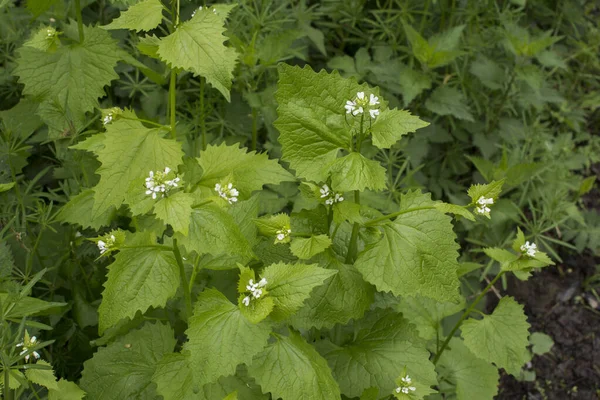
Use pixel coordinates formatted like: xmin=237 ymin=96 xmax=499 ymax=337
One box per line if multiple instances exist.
xmin=103 ymin=113 xmax=113 ymax=125
xmin=320 ymin=184 xmax=344 ymax=205
xmin=395 ymin=374 xmax=416 ymax=395
xmin=46 ymin=28 xmax=55 ymax=38
xmin=345 ymin=91 xmax=380 ymax=119
xmin=215 ymin=183 xmax=239 ymax=204
xmin=520 ymin=241 xmax=537 ymax=257
xmin=475 ymin=196 xmax=494 ymax=215
xmin=145 ymin=167 xmax=180 ymax=199
xmin=97 ymin=234 xmax=116 ymax=255
xmin=192 ymin=5 xmax=217 ymax=17
xmin=242 ymin=278 xmax=268 ymax=307
xmin=275 ymin=228 xmax=291 ymax=243
xmin=17 ymin=334 xmax=40 ymax=362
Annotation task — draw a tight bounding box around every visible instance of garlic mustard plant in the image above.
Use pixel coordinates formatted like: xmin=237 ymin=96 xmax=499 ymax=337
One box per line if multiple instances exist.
xmin=520 ymin=241 xmax=538 ymax=257
xmin=242 ymin=278 xmax=268 ymax=307
xmin=16 ymin=331 xmax=40 ymax=362
xmin=145 ymin=167 xmax=180 ymax=199
xmin=345 ymin=91 xmax=380 ymax=118
xmin=320 ymin=184 xmax=344 ymax=205
xmin=475 ymin=196 xmax=494 ymax=215
xmin=214 ymin=182 xmax=239 ymax=204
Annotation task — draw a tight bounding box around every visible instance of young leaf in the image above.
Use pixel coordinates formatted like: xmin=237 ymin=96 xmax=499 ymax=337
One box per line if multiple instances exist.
xmin=254 ymin=213 xmax=291 ymax=237
xmin=355 ymin=191 xmax=461 ymax=303
xmin=467 ymin=179 xmax=505 ymax=205
xmin=249 ymin=331 xmax=341 ymax=400
xmin=396 ymin=296 xmax=464 ymax=341
xmin=25 ymin=360 xmax=58 ymax=390
xmin=316 ymin=309 xmax=438 ymax=398
xmin=98 ymin=242 xmax=179 ymax=334
xmin=436 ymin=338 xmax=499 ymax=400
xmin=402 ymin=22 xmax=432 ymax=67
xmin=290 ymin=234 xmax=332 ymax=259
xmin=197 ymin=143 xmax=294 ymax=197
xmin=329 ymin=152 xmax=387 ymax=192
xmin=152 ymin=191 xmax=194 ymax=235
xmin=49 ymin=380 xmax=86 ymax=400
xmin=157 ymin=4 xmax=238 ymax=100
xmin=425 ymin=86 xmax=474 ymax=121
xmin=184 ymin=289 xmax=271 ymax=386
xmin=80 ymin=322 xmax=176 ymax=399
xmin=461 ymin=297 xmax=530 ymax=375
xmin=370 ymin=109 xmax=429 ymax=149
xmin=91 ymin=116 xmax=183 ymax=219
xmin=103 ymin=0 xmax=164 ymax=32
xmin=434 ymin=203 xmax=475 ymax=221
xmin=261 ymin=262 xmax=337 ymax=320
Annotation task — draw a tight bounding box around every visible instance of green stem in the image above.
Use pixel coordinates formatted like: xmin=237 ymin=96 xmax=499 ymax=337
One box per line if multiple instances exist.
xmin=419 ymin=0 xmax=431 ymax=34
xmin=4 ymin=362 xmax=12 ymax=400
xmin=432 ymin=271 xmax=506 ymax=365
xmin=251 ymin=108 xmax=258 ymax=151
xmin=365 ymin=206 xmax=436 ymax=226
xmin=200 ymin=78 xmax=207 ymax=151
xmin=173 ymin=239 xmax=193 ymax=318
xmin=345 ymin=191 xmax=361 ymax=264
xmin=75 ymin=0 xmax=84 ymax=43
xmin=169 ymin=70 xmax=177 ymax=139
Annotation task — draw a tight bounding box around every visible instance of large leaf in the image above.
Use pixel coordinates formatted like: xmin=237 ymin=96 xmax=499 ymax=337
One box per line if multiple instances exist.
xmin=355 ymin=191 xmax=461 ymax=303
xmin=329 ymin=152 xmax=387 ymax=192
xmin=261 ymin=262 xmax=337 ymax=321
xmin=317 ymin=309 xmax=437 ymax=398
xmin=103 ymin=0 xmax=164 ymax=32
xmin=153 ymin=191 xmax=194 ymax=235
xmin=370 ymin=109 xmax=429 ymax=149
xmin=197 ymin=142 xmax=294 ymax=197
xmin=80 ymin=322 xmax=176 ymax=399
xmin=290 ymin=234 xmax=332 ymax=259
xmin=249 ymin=331 xmax=340 ymax=400
xmin=436 ymin=338 xmax=499 ymax=400
xmin=98 ymin=241 xmax=179 ymax=334
xmin=184 ymin=289 xmax=271 ymax=386
xmin=157 ymin=4 xmax=238 ymax=100
xmin=91 ymin=116 xmax=183 ymax=219
xmin=14 ymin=25 xmax=122 ymax=135
xmin=461 ymin=296 xmax=530 ymax=375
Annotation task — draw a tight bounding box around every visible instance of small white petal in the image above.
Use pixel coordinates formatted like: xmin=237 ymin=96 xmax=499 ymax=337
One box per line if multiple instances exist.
xmin=369 ymin=109 xmax=380 ymax=119
xmin=242 ymin=296 xmax=250 ymax=306
xmin=356 ymin=92 xmax=365 ymax=100
xmin=369 ymin=94 xmax=379 ymax=105
xmin=164 ymin=167 xmax=171 ymax=174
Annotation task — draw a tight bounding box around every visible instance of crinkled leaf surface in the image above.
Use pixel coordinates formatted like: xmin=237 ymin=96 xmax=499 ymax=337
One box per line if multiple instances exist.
xmin=197 ymin=143 xmax=294 ymax=197
xmin=157 ymin=4 xmax=238 ymax=100
xmin=261 ymin=262 xmax=337 ymax=321
xmin=14 ymin=25 xmax=122 ymax=134
xmin=249 ymin=331 xmax=340 ymax=400
xmin=80 ymin=322 xmax=176 ymax=399
xmin=91 ymin=116 xmax=183 ymax=219
xmin=436 ymin=338 xmax=499 ymax=400
xmin=184 ymin=289 xmax=271 ymax=386
xmin=103 ymin=0 xmax=164 ymax=32
xmin=370 ymin=109 xmax=429 ymax=149
xmin=355 ymin=191 xmax=461 ymax=303
xmin=317 ymin=309 xmax=437 ymax=398
xmin=153 ymin=191 xmax=194 ymax=235
xmin=98 ymin=242 xmax=179 ymax=334
xmin=329 ymin=152 xmax=387 ymax=192
xmin=461 ymin=296 xmax=530 ymax=375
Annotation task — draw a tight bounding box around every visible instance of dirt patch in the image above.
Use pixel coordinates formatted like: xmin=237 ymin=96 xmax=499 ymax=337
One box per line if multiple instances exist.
xmin=495 ymin=252 xmax=600 ymax=400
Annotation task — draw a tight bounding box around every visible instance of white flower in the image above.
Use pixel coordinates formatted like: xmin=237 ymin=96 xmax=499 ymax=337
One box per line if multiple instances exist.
xmin=320 ymin=184 xmax=330 ymax=198
xmin=242 ymin=296 xmax=250 ymax=306
xmin=274 ymin=228 xmax=291 ymax=244
xmin=345 ymin=91 xmax=381 ymax=119
xmin=395 ymin=374 xmax=415 ymax=396
xmin=17 ymin=334 xmax=41 ymax=362
xmin=192 ymin=5 xmax=217 ymax=17
xmin=215 ymin=183 xmax=239 ymax=204
xmin=320 ymin=184 xmax=344 ymax=206
xmin=145 ymin=168 xmax=180 ymax=199
xmin=475 ymin=196 xmax=494 ymax=215
xmin=46 ymin=28 xmax=54 ymax=38
xmin=242 ymin=277 xmax=268 ymax=306
xmin=520 ymin=241 xmax=537 ymax=257
xmin=103 ymin=114 xmax=113 ymax=125
xmin=97 ymin=234 xmax=117 ymax=255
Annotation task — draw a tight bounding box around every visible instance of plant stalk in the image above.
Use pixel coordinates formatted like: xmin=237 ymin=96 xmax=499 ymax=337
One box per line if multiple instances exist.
xmin=432 ymin=270 xmax=506 ymax=365
xmin=251 ymin=108 xmax=258 ymax=151
xmin=345 ymin=191 xmax=361 ymax=264
xmin=200 ymin=77 xmax=207 ymax=151
xmin=173 ymin=239 xmax=193 ymax=318
xmin=75 ymin=0 xmax=84 ymax=43
xmin=169 ymin=70 xmax=177 ymax=139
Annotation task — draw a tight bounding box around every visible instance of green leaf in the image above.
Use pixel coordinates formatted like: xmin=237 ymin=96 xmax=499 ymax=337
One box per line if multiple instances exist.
xmin=91 ymin=116 xmax=183 ymax=219
xmin=254 ymin=213 xmax=291 ymax=237
xmin=275 ymin=64 xmax=382 ymax=183
xmin=184 ymin=289 xmax=271 ymax=386
xmin=56 ymin=189 xmax=116 ymax=230
xmin=249 ymin=331 xmax=341 ymax=400
xmin=80 ymin=322 xmax=176 ymax=399
xmin=470 ymin=56 xmax=505 ymax=90
xmin=0 ymin=182 xmax=14 ymax=193
xmin=175 ymin=204 xmax=252 ymax=260
xmin=197 ymin=143 xmax=294 ymax=197
xmin=370 ymin=109 xmax=429 ymax=149
xmin=290 ymin=254 xmax=374 ymax=329
xmin=317 ymin=309 xmax=437 ymax=398
xmin=157 ymin=4 xmax=238 ymax=100
xmin=290 ymin=234 xmax=332 ymax=259
xmin=396 ymin=296 xmax=464 ymax=341
xmin=355 ymin=191 xmax=461 ymax=303
xmin=14 ymin=25 xmax=122 ymax=135
xmin=260 ymin=262 xmax=336 ymax=321
xmin=49 ymin=380 xmax=86 ymax=400
xmin=103 ymin=0 xmax=164 ymax=32
xmin=0 ymin=98 xmax=43 ymax=140
xmin=483 ymin=247 xmax=519 ymax=267
xmin=25 ymin=0 xmax=59 ymax=16
xmin=467 ymin=179 xmax=505 ymax=204
xmin=398 ymin=67 xmax=432 ymax=105
xmin=0 ymin=294 xmax=66 ymax=318
xmin=153 ymin=191 xmax=194 ymax=235
xmin=329 ymin=152 xmax=387 ymax=192
xmin=436 ymin=338 xmax=499 ymax=400
xmin=434 ymin=203 xmax=475 ymax=221
xmin=403 ymin=22 xmax=432 ymax=67
xmin=530 ymin=332 xmax=554 ymax=355
xmin=425 ymin=86 xmax=474 ymax=121
xmin=461 ymin=297 xmax=530 ymax=375
xmin=25 ymin=360 xmax=58 ymax=390
xmin=98 ymin=242 xmax=179 ymax=334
